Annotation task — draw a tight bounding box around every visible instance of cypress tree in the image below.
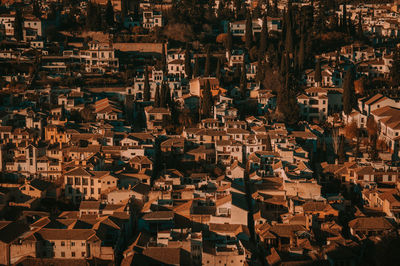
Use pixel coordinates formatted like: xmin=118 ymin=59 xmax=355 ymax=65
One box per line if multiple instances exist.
xmin=245 ymin=11 xmax=253 ymax=50
xmin=369 ymin=134 xmax=379 ymax=161
xmin=14 ymin=9 xmax=23 ymax=42
xmin=256 ymin=57 xmax=264 ymax=83
xmin=390 ymin=48 xmax=400 ymax=87
xmin=154 ymin=84 xmax=161 ymax=107
xmin=265 ymin=134 xmax=272 ymax=151
xmin=338 ymin=135 xmax=346 ymax=163
xmin=342 ymin=67 xmax=355 ymax=117
xmin=121 ymin=0 xmax=128 ymax=20
xmin=204 ymin=45 xmax=212 ymax=77
xmin=226 ymin=23 xmax=233 ymax=52
xmin=161 ymin=43 xmax=167 ymax=74
xmin=184 ymin=45 xmax=192 ymax=78
xmin=314 ymin=58 xmax=322 ymax=86
xmin=240 ymin=62 xmax=247 ymax=98
xmin=277 ymin=72 xmax=299 ymax=124
xmin=298 ymin=34 xmax=305 ymax=71
xmin=160 ymin=82 xmax=167 ymax=108
xmin=193 ymin=57 xmax=200 ymax=78
xmin=342 ymin=3 xmax=347 ymax=32
xmin=357 ymin=11 xmax=363 ymax=39
xmin=33 ymin=0 xmax=41 ymax=18
xmin=202 ymin=80 xmax=213 ymax=118
xmin=143 ymin=67 xmax=151 ymax=101
xmin=216 ymin=58 xmax=222 ymax=83
xmin=105 ymin=0 xmax=114 ymax=27
xmin=259 ymin=16 xmax=268 ymax=56
xmin=164 ymin=83 xmax=171 ymax=107
xmin=284 ymin=7 xmax=294 ymax=53
xmin=234 ymin=64 xmax=241 ymax=83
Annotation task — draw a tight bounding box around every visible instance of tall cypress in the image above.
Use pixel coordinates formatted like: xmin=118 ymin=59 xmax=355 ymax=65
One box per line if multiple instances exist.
xmin=204 ymin=45 xmax=212 ymax=77
xmin=14 ymin=9 xmax=23 ymax=42
xmin=193 ymin=57 xmax=200 ymax=78
xmin=184 ymin=45 xmax=192 ymax=78
xmin=314 ymin=58 xmax=322 ymax=86
xmin=298 ymin=34 xmax=305 ymax=71
xmin=105 ymin=0 xmax=114 ymax=27
xmin=284 ymin=6 xmax=294 ymax=53
xmin=338 ymin=135 xmax=346 ymax=163
xmin=160 ymin=82 xmax=167 ymax=108
xmin=216 ymin=58 xmax=222 ymax=82
xmin=245 ymin=11 xmax=253 ymax=50
xmin=259 ymin=16 xmax=268 ymax=56
xmin=342 ymin=3 xmax=347 ymax=32
xmin=202 ymin=80 xmax=213 ymax=118
xmin=121 ymin=0 xmax=128 ymax=20
xmin=390 ymin=48 xmax=400 ymax=87
xmin=143 ymin=67 xmax=151 ymax=101
xmin=342 ymin=67 xmax=355 ymax=117
xmin=226 ymin=23 xmax=233 ymax=52
xmin=164 ymin=83 xmax=171 ymax=107
xmin=265 ymin=134 xmax=272 ymax=151
xmin=154 ymin=84 xmax=161 ymax=107
xmin=161 ymin=43 xmax=167 ymax=74
xmin=240 ymin=62 xmax=247 ymax=98
xmin=256 ymin=57 xmax=264 ymax=83
xmin=277 ymin=72 xmax=299 ymax=124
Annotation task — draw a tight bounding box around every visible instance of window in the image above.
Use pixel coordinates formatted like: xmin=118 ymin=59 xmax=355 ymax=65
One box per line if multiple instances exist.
xmin=82 ymin=252 xmax=86 ymax=257
xmin=61 ymin=252 xmax=65 ymax=257
xmin=82 ymin=242 xmax=86 ymax=246
xmin=61 ymin=241 xmax=65 ymax=246
xmin=71 ymin=241 xmax=75 ymax=246
xmin=71 ymin=252 xmax=75 ymax=257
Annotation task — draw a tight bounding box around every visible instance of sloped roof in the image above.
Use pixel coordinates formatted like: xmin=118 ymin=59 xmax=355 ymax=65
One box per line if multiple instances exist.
xmin=348 ymin=217 xmax=394 ymax=231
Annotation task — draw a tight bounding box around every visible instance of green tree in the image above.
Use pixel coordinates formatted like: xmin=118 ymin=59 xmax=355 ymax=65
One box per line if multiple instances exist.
xmin=226 ymin=23 xmax=233 ymax=52
xmin=33 ymin=0 xmax=41 ymax=18
xmin=204 ymin=45 xmax=212 ymax=77
xmin=14 ymin=9 xmax=23 ymax=41
xmin=245 ymin=11 xmax=253 ymax=50
xmin=164 ymin=82 xmax=171 ymax=107
xmin=121 ymin=0 xmax=129 ymax=20
xmin=185 ymin=45 xmax=192 ymax=78
xmin=338 ymin=135 xmax=346 ymax=163
xmin=143 ymin=67 xmax=151 ymax=101
xmin=284 ymin=8 xmax=294 ymax=53
xmin=154 ymin=84 xmax=161 ymax=107
xmin=342 ymin=67 xmax=355 ymax=117
xmin=265 ymin=134 xmax=272 ymax=151
xmin=298 ymin=34 xmax=305 ymax=71
xmin=259 ymin=16 xmax=268 ymax=56
xmin=256 ymin=57 xmax=264 ymax=83
xmin=161 ymin=43 xmax=167 ymax=74
xmin=202 ymin=80 xmax=213 ymax=118
xmin=216 ymin=58 xmax=222 ymax=83
xmin=193 ymin=57 xmax=200 ymax=78
xmin=160 ymin=82 xmax=167 ymax=108
xmin=369 ymin=134 xmax=379 ymax=161
xmin=105 ymin=0 xmax=114 ymax=27
xmin=240 ymin=62 xmax=247 ymax=98
xmin=390 ymin=48 xmax=400 ymax=87
xmin=314 ymin=58 xmax=322 ymax=86
xmin=277 ymin=72 xmax=299 ymax=124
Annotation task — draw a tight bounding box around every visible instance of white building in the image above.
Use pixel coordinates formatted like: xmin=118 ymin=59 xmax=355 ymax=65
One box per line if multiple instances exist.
xmin=297 ymin=87 xmax=343 ymax=122
xmin=79 ymin=41 xmax=119 ymax=73
xmin=142 ymin=10 xmax=163 ymax=29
